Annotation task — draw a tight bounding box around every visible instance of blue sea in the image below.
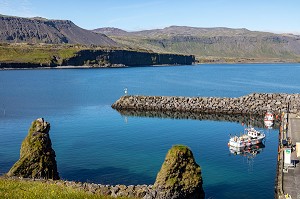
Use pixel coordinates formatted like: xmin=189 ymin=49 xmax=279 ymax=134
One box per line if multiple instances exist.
xmin=1 ymin=63 xmax=300 ymax=198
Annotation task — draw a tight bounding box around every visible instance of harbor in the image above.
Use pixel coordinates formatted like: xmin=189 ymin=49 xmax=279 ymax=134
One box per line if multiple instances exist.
xmin=112 ymin=93 xmax=300 ymax=199
xmin=1 ymin=64 xmax=300 ymax=198
xmin=277 ymin=113 xmax=300 ymax=199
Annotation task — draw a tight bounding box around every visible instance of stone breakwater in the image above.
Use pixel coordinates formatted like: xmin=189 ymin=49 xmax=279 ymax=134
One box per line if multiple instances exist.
xmin=112 ymin=93 xmax=300 ymax=116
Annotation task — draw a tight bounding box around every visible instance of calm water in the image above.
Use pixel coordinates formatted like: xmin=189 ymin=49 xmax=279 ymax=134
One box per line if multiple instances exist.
xmin=1 ymin=64 xmax=300 ymax=198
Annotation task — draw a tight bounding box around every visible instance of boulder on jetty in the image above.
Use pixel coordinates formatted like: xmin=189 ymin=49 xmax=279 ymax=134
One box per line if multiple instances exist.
xmin=7 ymin=118 xmax=59 ymax=180
xmin=154 ymin=145 xmax=204 ymax=199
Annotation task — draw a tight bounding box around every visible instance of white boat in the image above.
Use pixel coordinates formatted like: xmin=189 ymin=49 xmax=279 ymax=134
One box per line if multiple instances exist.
xmin=228 ymin=127 xmax=266 ymax=148
xmin=264 ymin=111 xmax=274 ymax=129
xmin=264 ymin=111 xmax=274 ymax=121
xmin=264 ymin=120 xmax=273 ymax=129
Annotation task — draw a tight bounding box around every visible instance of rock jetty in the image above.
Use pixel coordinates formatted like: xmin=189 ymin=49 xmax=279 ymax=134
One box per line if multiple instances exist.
xmin=7 ymin=118 xmax=59 ymax=180
xmin=154 ymin=145 xmax=204 ymax=199
xmin=112 ymin=93 xmax=300 ymax=116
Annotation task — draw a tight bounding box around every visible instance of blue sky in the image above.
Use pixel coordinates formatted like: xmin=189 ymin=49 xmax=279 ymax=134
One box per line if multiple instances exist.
xmin=0 ymin=0 xmax=299 ymax=33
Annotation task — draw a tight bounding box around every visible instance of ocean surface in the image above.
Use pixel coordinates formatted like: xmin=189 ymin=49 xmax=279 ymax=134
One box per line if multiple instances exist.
xmin=1 ymin=63 xmax=300 ymax=198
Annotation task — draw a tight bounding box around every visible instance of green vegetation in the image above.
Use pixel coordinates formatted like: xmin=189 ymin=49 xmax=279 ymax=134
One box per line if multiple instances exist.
xmin=169 ymin=144 xmax=190 ymax=154
xmin=154 ymin=145 xmax=201 ymax=189
xmin=106 ymin=26 xmax=300 ymax=63
xmin=7 ymin=119 xmax=59 ymax=180
xmin=0 ymin=177 xmax=133 ymax=199
xmin=0 ymin=43 xmax=80 ymax=65
xmin=0 ymin=43 xmax=158 ymax=67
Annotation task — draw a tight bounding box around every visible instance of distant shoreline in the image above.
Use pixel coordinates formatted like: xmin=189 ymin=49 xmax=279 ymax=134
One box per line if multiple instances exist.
xmin=1 ymin=61 xmax=300 ymax=71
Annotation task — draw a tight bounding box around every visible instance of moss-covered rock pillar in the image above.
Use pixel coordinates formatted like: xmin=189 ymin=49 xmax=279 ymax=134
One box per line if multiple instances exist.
xmin=7 ymin=118 xmax=59 ymax=180
xmin=154 ymin=145 xmax=204 ymax=199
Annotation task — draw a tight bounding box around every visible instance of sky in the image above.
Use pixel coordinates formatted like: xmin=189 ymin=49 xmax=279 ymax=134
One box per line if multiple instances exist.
xmin=0 ymin=0 xmax=299 ymax=34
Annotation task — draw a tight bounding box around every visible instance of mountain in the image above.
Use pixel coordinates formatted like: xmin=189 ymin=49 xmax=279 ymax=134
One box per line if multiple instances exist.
xmin=0 ymin=15 xmax=118 ymax=46
xmin=93 ymin=27 xmax=130 ymax=36
xmin=93 ymin=26 xmax=300 ymax=62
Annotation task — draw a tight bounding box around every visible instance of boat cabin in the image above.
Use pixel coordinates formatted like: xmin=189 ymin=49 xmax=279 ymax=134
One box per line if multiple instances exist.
xmin=247 ymin=129 xmax=261 ymax=138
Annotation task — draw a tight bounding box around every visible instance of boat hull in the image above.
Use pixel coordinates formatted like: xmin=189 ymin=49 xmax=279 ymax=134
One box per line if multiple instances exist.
xmin=228 ymin=134 xmax=265 ymax=148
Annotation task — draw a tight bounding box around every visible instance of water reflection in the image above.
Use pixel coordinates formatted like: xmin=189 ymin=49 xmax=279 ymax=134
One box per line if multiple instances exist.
xmin=116 ymin=109 xmax=280 ymax=129
xmin=229 ymin=144 xmax=265 ymax=172
xmin=229 ymin=143 xmax=265 ymax=156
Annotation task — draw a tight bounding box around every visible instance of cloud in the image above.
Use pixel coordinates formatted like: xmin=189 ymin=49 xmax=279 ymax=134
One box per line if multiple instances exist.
xmin=0 ymin=0 xmax=36 ymax=17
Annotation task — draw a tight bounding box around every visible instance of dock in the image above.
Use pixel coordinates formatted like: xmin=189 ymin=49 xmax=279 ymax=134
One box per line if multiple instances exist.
xmin=277 ymin=113 xmax=300 ymax=199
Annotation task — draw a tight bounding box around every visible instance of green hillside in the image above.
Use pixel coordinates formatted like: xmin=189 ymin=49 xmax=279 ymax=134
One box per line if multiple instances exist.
xmin=94 ymin=26 xmax=300 ymax=63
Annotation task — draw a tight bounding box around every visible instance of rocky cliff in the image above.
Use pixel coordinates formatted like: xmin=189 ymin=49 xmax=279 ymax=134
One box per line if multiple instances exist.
xmin=7 ymin=118 xmax=59 ymax=180
xmin=0 ymin=15 xmax=118 ymax=46
xmin=62 ymin=49 xmax=195 ymax=67
xmin=154 ymin=145 xmax=204 ymax=199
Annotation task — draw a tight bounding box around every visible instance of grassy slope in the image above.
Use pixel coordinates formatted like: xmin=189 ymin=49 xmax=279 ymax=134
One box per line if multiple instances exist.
xmin=0 ymin=178 xmax=134 ymax=199
xmin=110 ymin=35 xmax=300 ymax=63
xmin=0 ymin=43 xmax=157 ymax=66
xmin=0 ymin=44 xmax=81 ymax=65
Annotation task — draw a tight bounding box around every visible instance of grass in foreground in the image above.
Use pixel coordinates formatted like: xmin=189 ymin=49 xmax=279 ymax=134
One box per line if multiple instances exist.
xmin=0 ymin=177 xmax=134 ymax=199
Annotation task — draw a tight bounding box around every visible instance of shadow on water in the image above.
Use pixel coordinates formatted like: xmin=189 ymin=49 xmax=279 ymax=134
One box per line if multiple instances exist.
xmin=61 ymin=166 xmax=155 ymax=185
xmin=116 ymin=110 xmax=280 ymax=129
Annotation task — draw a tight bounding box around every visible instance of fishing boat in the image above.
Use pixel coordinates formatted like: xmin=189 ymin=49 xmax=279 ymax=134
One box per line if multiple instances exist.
xmin=228 ymin=127 xmax=266 ymax=148
xmin=264 ymin=111 xmax=274 ymax=121
xmin=264 ymin=111 xmax=274 ymax=129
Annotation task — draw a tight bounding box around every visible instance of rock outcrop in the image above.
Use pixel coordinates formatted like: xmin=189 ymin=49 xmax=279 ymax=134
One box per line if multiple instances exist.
xmin=62 ymin=49 xmax=195 ymax=67
xmin=154 ymin=145 xmax=204 ymax=199
xmin=7 ymin=118 xmax=59 ymax=180
xmin=112 ymin=93 xmax=300 ymax=116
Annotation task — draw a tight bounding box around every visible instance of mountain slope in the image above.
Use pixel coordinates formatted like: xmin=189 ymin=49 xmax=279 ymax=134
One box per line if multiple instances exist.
xmin=94 ymin=26 xmax=300 ymax=61
xmin=0 ymin=15 xmax=118 ymax=46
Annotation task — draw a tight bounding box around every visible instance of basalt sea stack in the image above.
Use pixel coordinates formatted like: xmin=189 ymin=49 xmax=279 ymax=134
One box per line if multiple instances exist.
xmin=154 ymin=145 xmax=204 ymax=199
xmin=7 ymin=118 xmax=59 ymax=180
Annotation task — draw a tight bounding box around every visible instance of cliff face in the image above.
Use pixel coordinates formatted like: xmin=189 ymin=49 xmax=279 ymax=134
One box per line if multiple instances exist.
xmin=7 ymin=118 xmax=59 ymax=180
xmin=0 ymin=15 xmax=118 ymax=46
xmin=63 ymin=49 xmax=195 ymax=66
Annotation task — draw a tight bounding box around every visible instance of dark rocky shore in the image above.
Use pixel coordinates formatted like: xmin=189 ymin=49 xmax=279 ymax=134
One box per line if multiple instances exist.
xmin=62 ymin=49 xmax=195 ymax=67
xmin=0 ymin=49 xmax=195 ymax=69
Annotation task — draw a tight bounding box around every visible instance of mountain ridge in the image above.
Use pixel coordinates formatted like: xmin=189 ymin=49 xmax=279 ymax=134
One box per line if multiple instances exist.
xmin=0 ymin=15 xmax=118 ymax=46
xmin=1 ymin=13 xmax=300 ymax=63
xmin=93 ymin=26 xmax=300 ymax=62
